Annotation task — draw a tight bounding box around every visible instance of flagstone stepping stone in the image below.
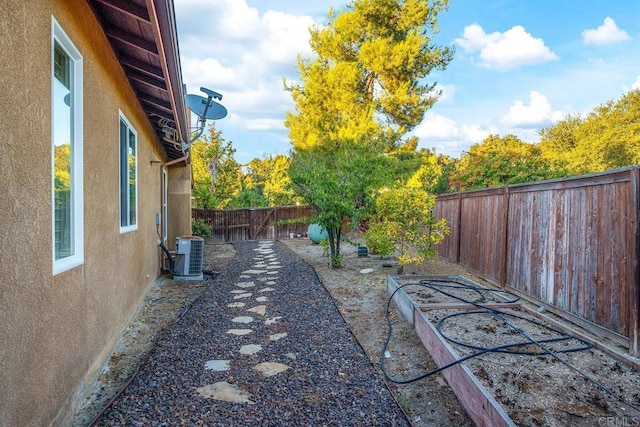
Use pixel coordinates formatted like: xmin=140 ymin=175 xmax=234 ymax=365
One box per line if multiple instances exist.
xmin=269 ymin=332 xmax=287 ymax=341
xmin=227 ymin=302 xmax=245 ymax=308
xmin=243 ymin=269 xmax=267 ymax=274
xmin=227 ymin=329 xmax=253 ymax=336
xmin=265 ymin=316 xmax=281 ymax=325
xmin=240 ymin=275 xmax=250 ymax=279
xmin=267 ymin=271 xmax=279 ymax=275
xmin=235 ymin=281 xmax=255 ymax=288
xmin=256 ymin=296 xmax=268 ymax=302
xmin=233 ymin=293 xmax=252 ymax=300
xmin=266 ymin=265 xmax=281 ymax=269
xmin=266 ymin=281 xmax=277 ymax=285
xmin=268 ymin=261 xmax=281 ymax=265
xmin=257 ymin=278 xmax=269 ymax=282
xmin=196 ymin=382 xmax=255 ymax=404
xmin=232 ymin=316 xmax=254 ymax=324
xmin=248 ymin=305 xmax=267 ymax=316
xmin=240 ymin=344 xmax=262 ymax=355
xmin=205 ymin=360 xmax=231 ymax=371
xmin=360 ymin=268 xmax=375 ymax=274
xmin=231 ymin=290 xmax=247 ymax=294
xmin=258 ymin=287 xmax=275 ymax=293
xmin=253 ymin=362 xmax=290 ymax=377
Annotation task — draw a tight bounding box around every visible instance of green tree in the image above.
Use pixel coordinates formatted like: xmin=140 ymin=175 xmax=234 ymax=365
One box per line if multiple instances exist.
xmin=449 ymin=134 xmax=557 ymax=191
xmin=285 ymin=0 xmax=453 ymax=266
xmin=539 ymin=89 xmax=640 ymax=174
xmin=364 ymin=186 xmax=448 ymax=273
xmin=190 ymin=124 xmax=241 ymax=208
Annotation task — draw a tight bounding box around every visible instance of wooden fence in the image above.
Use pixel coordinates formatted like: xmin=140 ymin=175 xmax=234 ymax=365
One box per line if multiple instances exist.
xmin=192 ymin=206 xmax=317 ymax=242
xmin=434 ymin=166 xmax=640 ymax=356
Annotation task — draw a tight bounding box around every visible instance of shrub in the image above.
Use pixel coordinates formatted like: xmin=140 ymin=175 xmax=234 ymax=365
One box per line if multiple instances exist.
xmin=192 ymin=218 xmax=212 ymax=239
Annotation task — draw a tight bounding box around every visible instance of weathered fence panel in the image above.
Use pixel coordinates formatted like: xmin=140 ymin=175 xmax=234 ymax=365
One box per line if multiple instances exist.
xmin=192 ymin=206 xmax=316 ymax=242
xmin=458 ymin=188 xmax=509 ymax=285
xmin=434 ymin=166 xmax=640 ymax=356
xmin=432 ymin=194 xmax=461 ymax=262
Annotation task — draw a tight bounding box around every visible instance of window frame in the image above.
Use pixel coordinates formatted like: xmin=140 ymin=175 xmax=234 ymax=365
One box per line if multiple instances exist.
xmin=52 ymin=17 xmax=84 ymax=275
xmin=119 ymin=111 xmax=138 ymax=233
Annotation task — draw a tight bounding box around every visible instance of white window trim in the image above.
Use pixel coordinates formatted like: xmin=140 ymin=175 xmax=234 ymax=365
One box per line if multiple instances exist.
xmin=119 ymin=111 xmax=138 ymax=233
xmin=52 ymin=17 xmax=84 ymax=275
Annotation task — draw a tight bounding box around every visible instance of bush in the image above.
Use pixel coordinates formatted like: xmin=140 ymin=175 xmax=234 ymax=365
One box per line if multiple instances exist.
xmin=192 ymin=218 xmax=212 ymax=239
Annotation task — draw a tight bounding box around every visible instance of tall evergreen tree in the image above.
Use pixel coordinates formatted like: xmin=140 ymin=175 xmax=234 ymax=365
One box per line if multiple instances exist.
xmin=285 ymin=0 xmax=453 ymax=266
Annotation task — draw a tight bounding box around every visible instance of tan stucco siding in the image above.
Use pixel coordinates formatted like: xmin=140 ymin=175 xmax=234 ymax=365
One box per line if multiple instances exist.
xmin=0 ymin=1 xmax=180 ymax=426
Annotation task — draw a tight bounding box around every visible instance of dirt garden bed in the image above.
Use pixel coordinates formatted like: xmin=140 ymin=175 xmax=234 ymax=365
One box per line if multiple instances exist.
xmin=388 ymin=275 xmax=640 ymax=426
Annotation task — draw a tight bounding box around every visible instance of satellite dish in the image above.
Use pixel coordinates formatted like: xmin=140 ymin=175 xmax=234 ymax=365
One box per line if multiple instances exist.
xmin=183 ymin=86 xmax=228 ymax=149
xmin=186 ymin=94 xmax=227 ymax=120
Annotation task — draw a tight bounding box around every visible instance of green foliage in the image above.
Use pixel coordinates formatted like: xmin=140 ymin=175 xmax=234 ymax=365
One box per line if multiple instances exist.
xmin=190 ymin=124 xmax=242 ymax=208
xmin=449 ymin=134 xmax=559 ymax=191
xmin=191 ymin=218 xmax=212 ymax=239
xmin=285 ymin=0 xmax=452 ymax=266
xmin=227 ymin=188 xmax=269 ymax=209
xmin=539 ymin=89 xmax=640 ymax=175
xmin=364 ymin=186 xmax=448 ymax=272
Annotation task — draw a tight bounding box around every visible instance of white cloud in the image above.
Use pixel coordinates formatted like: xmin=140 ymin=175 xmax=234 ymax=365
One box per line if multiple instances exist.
xmin=582 ymin=17 xmax=630 ymax=45
xmin=632 ymin=75 xmax=640 ymax=90
xmin=455 ymin=24 xmax=558 ymax=71
xmin=413 ymin=113 xmax=496 ymax=156
xmin=175 ymin=0 xmax=322 ymax=133
xmin=414 ymin=113 xmax=458 ymax=139
xmin=502 ymin=91 xmax=564 ymax=128
xmin=434 ymin=83 xmax=456 ymax=103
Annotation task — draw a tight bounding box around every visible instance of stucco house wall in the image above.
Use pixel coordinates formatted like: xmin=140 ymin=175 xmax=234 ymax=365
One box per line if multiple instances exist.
xmin=0 ymin=1 xmax=192 ymax=425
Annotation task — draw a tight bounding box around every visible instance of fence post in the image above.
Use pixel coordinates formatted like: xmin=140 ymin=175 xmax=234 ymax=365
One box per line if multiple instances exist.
xmin=455 ymin=193 xmax=462 ymax=263
xmin=630 ymin=166 xmax=640 ymax=357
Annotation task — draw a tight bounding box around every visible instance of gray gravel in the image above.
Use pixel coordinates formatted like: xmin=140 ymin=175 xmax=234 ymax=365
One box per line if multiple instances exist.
xmin=94 ymin=240 xmax=409 ymax=426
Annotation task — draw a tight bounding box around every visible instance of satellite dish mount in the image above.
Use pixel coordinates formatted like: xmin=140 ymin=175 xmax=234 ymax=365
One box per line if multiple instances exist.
xmin=184 ymin=87 xmax=228 ymax=150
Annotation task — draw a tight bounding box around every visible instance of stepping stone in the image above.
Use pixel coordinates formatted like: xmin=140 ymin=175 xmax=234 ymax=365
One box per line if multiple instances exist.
xmin=227 ymin=329 xmax=253 ymax=336
xmin=248 ymin=305 xmax=267 ymax=316
xmin=240 ymin=275 xmax=250 ymax=279
xmin=236 ymin=281 xmax=255 ymax=288
xmin=269 ymin=332 xmax=287 ymax=341
xmin=243 ymin=269 xmax=267 ymax=274
xmin=240 ymin=344 xmax=262 ymax=355
xmin=196 ymin=382 xmax=255 ymax=404
xmin=232 ymin=316 xmax=254 ymax=324
xmin=233 ymin=293 xmax=252 ymax=300
xmin=231 ymin=290 xmax=247 ymax=294
xmin=266 ymin=281 xmax=277 ymax=285
xmin=254 ymin=362 xmax=290 ymax=377
xmin=360 ymin=268 xmax=374 ymax=274
xmin=257 ymin=278 xmax=269 ymax=282
xmin=258 ymin=287 xmax=275 ymax=293
xmin=268 ymin=261 xmax=281 ymax=265
xmin=266 ymin=265 xmax=281 ymax=269
xmin=205 ymin=360 xmax=231 ymax=371
xmin=256 ymin=296 xmax=268 ymax=303
xmin=267 ymin=271 xmax=279 ymax=275
xmin=227 ymin=302 xmax=245 ymax=308
xmin=265 ymin=316 xmax=281 ymax=325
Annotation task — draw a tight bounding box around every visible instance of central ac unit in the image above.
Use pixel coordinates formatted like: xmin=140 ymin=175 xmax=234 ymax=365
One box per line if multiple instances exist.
xmin=173 ymin=236 xmax=204 ymax=280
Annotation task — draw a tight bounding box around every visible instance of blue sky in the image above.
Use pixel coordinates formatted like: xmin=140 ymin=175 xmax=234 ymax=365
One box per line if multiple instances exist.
xmin=175 ymin=0 xmax=640 ymax=164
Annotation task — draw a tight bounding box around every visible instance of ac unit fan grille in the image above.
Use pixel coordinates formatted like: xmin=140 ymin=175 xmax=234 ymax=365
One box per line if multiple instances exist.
xmin=188 ymin=239 xmax=204 ymax=275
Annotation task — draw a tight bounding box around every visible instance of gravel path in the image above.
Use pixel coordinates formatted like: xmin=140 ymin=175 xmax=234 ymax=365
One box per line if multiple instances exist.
xmin=95 ymin=240 xmax=409 ymax=426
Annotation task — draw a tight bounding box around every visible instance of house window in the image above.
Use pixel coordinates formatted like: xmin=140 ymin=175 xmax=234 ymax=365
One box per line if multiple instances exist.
xmin=52 ymin=18 xmax=83 ymax=274
xmin=119 ymin=113 xmax=137 ymax=232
